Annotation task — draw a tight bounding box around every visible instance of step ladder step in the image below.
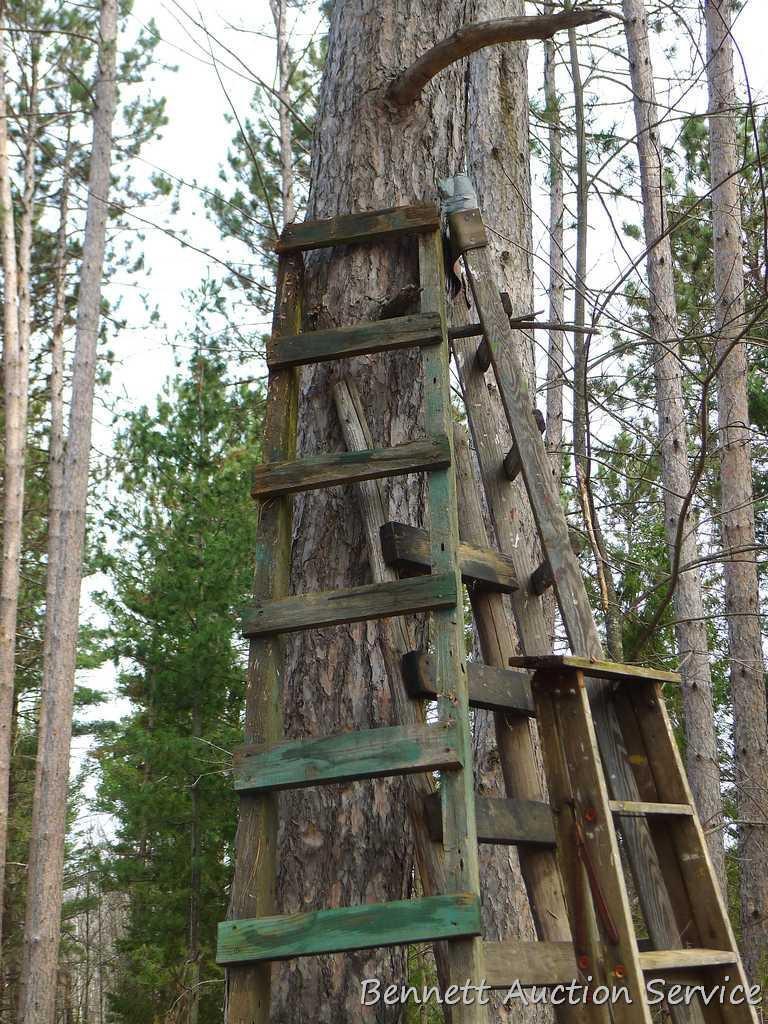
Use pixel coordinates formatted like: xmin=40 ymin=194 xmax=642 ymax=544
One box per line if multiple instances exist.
xmin=381 ymin=521 xmax=519 ymax=593
xmin=275 ymin=202 xmax=440 ymax=254
xmin=252 ymin=434 xmax=450 ymax=499
xmin=424 ymin=793 xmax=555 ymax=847
xmin=242 ymin=572 xmax=458 ymax=637
xmin=218 ymin=892 xmax=481 ymax=965
xmin=509 ymin=654 xmax=682 ymax=685
xmin=503 ymin=409 xmax=546 ymax=481
xmin=403 ymin=651 xmax=534 ymax=715
xmin=610 ymin=800 xmax=694 ymax=818
xmin=234 ymin=722 xmax=462 ymax=793
xmin=638 ymin=949 xmax=738 ymax=972
xmin=483 ymin=941 xmax=576 ymax=988
xmin=267 ymin=312 xmax=442 ymax=369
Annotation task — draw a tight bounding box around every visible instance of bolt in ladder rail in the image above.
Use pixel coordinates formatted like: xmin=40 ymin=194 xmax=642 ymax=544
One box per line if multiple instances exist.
xmin=221 ymin=205 xmax=488 ymax=1024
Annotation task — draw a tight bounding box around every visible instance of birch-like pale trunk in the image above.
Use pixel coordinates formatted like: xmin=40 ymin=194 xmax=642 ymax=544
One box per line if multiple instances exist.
xmin=0 ymin=35 xmax=25 ymax=959
xmin=18 ymin=1 xmax=118 ymax=1018
xmin=269 ymin=0 xmax=295 ymax=226
xmin=704 ymin=0 xmax=768 ymax=979
xmin=567 ymin=29 xmax=624 ymax=661
xmin=544 ymin=4 xmax=564 ymax=462
xmin=621 ymin=0 xmax=726 ymax=889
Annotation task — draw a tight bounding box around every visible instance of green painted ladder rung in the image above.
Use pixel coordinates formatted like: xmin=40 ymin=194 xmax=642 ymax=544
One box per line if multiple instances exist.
xmin=381 ymin=521 xmax=518 ymax=593
xmin=274 ymin=202 xmax=440 ymax=254
xmin=251 ymin=434 xmax=450 ymax=499
xmin=217 ymin=892 xmax=481 ymax=964
xmin=234 ymin=722 xmax=462 ymax=793
xmin=267 ymin=312 xmax=442 ymax=369
xmin=241 ymin=572 xmax=458 ymax=637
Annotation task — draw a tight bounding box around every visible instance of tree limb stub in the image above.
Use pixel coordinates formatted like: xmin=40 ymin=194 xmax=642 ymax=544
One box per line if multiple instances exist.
xmin=387 ymin=9 xmax=612 ymax=108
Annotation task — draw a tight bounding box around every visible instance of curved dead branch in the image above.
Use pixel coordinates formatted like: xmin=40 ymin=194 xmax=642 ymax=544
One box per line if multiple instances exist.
xmin=386 ymin=8 xmax=612 ymax=108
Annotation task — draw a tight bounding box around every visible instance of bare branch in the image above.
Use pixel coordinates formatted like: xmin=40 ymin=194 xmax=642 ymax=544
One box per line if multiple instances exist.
xmin=386 ymin=8 xmax=612 ymax=107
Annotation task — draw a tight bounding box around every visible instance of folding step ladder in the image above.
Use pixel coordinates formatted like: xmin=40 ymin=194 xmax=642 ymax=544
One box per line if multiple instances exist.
xmin=221 ymin=205 xmax=488 ymax=1024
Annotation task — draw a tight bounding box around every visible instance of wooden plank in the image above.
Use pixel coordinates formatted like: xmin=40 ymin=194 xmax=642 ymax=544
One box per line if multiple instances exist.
xmin=483 ymin=941 xmax=577 ymax=988
xmin=509 ymin=654 xmax=681 ymax=685
xmin=503 ymin=408 xmax=546 ymax=481
xmin=226 ymin=253 xmax=302 ymax=1022
xmin=275 ymin=202 xmax=440 ymax=253
xmin=267 ymin=312 xmax=442 ymax=369
xmin=251 ymin=435 xmax=450 ymax=499
xmin=218 ymin=892 xmax=481 ymax=964
xmin=424 ymin=792 xmax=555 ymax=847
xmin=242 ymin=571 xmax=458 ymax=637
xmin=380 ymin=521 xmax=519 ymax=592
xmin=610 ymin=800 xmax=693 ymax=817
xmin=418 ymin=228 xmax=487 ymax=1021
xmin=638 ymin=950 xmax=737 ymax=973
xmin=402 ymin=650 xmax=534 ymax=715
xmin=234 ymin=722 xmax=462 ymax=793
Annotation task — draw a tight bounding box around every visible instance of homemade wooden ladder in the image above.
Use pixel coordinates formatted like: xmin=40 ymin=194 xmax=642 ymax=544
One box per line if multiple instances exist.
xmin=220 ymin=194 xmax=758 ymax=1024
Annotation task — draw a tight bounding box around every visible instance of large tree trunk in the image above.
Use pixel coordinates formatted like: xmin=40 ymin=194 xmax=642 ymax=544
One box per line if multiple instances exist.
xmin=622 ymin=0 xmax=726 ymax=888
xmin=704 ymin=0 xmax=768 ymax=980
xmin=17 ymin=2 xmax=118 ymax=1019
xmin=243 ymin=1 xmax=536 ymax=1020
xmin=266 ymin=4 xmax=469 ymax=1020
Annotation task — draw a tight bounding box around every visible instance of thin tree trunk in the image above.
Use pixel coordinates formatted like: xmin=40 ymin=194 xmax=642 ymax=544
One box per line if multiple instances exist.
xmin=567 ymin=29 xmax=623 ymax=661
xmin=269 ymin=0 xmax=295 ymax=226
xmin=704 ymin=0 xmax=768 ymax=979
xmin=622 ymin=0 xmax=726 ymax=888
xmin=0 ymin=31 xmax=24 ymax=962
xmin=188 ymin=707 xmax=202 ymax=1024
xmin=44 ymin=126 xmax=72 ymax=677
xmin=18 ymin=1 xmax=118 ymax=1019
xmin=544 ymin=5 xmax=564 ymax=463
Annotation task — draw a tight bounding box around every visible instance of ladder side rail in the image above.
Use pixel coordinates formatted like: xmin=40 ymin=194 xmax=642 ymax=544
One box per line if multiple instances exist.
xmin=225 ymin=254 xmax=303 ymax=1024
xmin=419 ymin=229 xmax=488 ymax=1021
xmin=446 ymin=199 xmax=705 ymax=1024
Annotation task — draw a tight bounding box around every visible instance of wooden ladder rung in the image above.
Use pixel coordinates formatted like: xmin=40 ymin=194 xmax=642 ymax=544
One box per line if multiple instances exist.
xmin=424 ymin=792 xmax=555 ymax=847
xmin=610 ymin=800 xmax=693 ymax=817
xmin=267 ymin=312 xmax=442 ymax=369
xmin=403 ymin=651 xmax=534 ymax=715
xmin=509 ymin=654 xmax=682 ymax=685
xmin=234 ymin=722 xmax=462 ymax=794
xmin=483 ymin=940 xmax=577 ymax=988
xmin=252 ymin=435 xmax=450 ymax=499
xmin=242 ymin=573 xmax=457 ymax=637
xmin=381 ymin=521 xmax=518 ymax=593
xmin=274 ymin=202 xmax=440 ymax=254
xmin=217 ymin=892 xmax=481 ymax=964
xmin=638 ymin=949 xmax=738 ymax=972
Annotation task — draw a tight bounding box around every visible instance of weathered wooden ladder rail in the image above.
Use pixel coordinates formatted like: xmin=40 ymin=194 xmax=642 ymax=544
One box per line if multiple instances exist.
xmin=221 ymin=193 xmax=757 ymax=1024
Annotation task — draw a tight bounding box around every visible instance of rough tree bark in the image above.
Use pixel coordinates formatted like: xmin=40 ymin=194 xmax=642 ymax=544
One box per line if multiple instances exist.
xmin=543 ymin=7 xmax=564 ymax=463
xmin=17 ymin=1 xmax=118 ymax=1019
xmin=622 ymin=0 xmax=726 ymax=888
xmin=704 ymin=0 xmax=768 ymax=980
xmin=230 ymin=0 xmax=539 ymax=1019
